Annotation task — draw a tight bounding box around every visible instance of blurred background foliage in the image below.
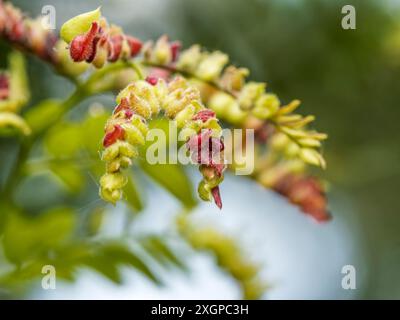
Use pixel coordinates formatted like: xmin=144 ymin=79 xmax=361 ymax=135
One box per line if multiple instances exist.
xmin=1 ymin=0 xmax=400 ymax=299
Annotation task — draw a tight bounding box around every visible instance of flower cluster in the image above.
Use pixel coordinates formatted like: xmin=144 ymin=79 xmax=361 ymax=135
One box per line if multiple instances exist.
xmin=0 ymin=0 xmax=58 ymax=63
xmin=99 ymin=76 xmax=226 ymax=208
xmin=142 ymin=42 xmax=327 ymax=169
xmin=60 ymin=8 xmax=142 ymax=68
xmin=142 ymin=35 xmax=181 ymax=66
xmin=177 ymin=215 xmax=266 ymax=299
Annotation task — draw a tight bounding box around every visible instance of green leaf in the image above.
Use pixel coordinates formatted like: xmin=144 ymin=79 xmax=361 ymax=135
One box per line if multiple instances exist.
xmin=3 ymin=207 xmax=76 ymax=264
xmin=24 ymin=99 xmax=63 ymax=134
xmin=81 ymin=254 xmax=122 ymax=284
xmin=45 ymin=122 xmax=82 ymax=157
xmin=100 ymin=243 xmax=161 ymax=284
xmin=140 ymin=236 xmax=186 ymax=271
xmin=49 ymin=162 xmax=85 ymax=193
xmin=81 ymin=110 xmax=109 ymax=156
xmin=140 ymin=161 xmax=197 ymax=208
xmin=60 ymin=7 xmax=101 ymax=43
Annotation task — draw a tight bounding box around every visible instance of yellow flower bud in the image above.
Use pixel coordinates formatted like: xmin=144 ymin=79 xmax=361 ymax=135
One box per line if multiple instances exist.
xmin=122 ymin=123 xmax=145 ymax=146
xmin=175 ymin=104 xmax=196 ymax=128
xmin=153 ymin=35 xmax=172 ymax=65
xmin=251 ymin=93 xmax=280 ymax=119
xmin=176 ymin=45 xmax=202 ymax=72
xmin=238 ymin=82 xmax=266 ymax=110
xmin=195 ymin=51 xmax=228 ymax=81
xmin=100 ymin=172 xmax=127 ymax=190
xmin=198 ymin=180 xmax=212 ymax=201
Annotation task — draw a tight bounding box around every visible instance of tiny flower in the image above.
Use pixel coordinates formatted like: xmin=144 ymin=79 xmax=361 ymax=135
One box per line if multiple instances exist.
xmin=251 ymin=93 xmax=280 ymax=119
xmin=69 ymin=21 xmax=100 ymax=62
xmin=125 ymin=35 xmax=142 ymax=56
xmin=107 ymin=34 xmax=123 ymax=62
xmin=153 ymin=35 xmax=172 ymax=65
xmin=99 ymin=172 xmax=127 ymax=204
xmin=211 ymin=186 xmax=222 ymax=209
xmin=195 ymin=51 xmax=228 ymax=81
xmin=192 ymin=109 xmax=216 ymax=123
xmin=145 ymin=76 xmax=159 ymax=86
xmin=103 ymin=124 xmax=125 ymax=147
xmin=219 ymin=66 xmax=249 ymax=92
xmin=113 ymin=97 xmax=130 ymax=114
xmin=237 ymin=82 xmax=266 ymax=110
xmin=143 ymin=35 xmax=182 ymax=66
xmin=176 ymin=44 xmax=202 ymax=72
xmin=170 ymin=41 xmax=181 ymax=62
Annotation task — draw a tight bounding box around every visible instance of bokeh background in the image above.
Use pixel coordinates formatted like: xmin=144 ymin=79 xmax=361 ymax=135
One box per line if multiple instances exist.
xmin=1 ymin=0 xmax=400 ymax=299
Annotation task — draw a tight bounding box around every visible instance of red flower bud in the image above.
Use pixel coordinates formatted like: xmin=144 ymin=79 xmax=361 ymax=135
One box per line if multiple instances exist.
xmin=124 ymin=109 xmax=134 ymax=119
xmin=192 ymin=109 xmax=216 ymax=123
xmin=107 ymin=34 xmax=123 ymax=62
xmin=126 ymin=35 xmax=142 ymax=57
xmin=103 ymin=124 xmax=125 ymax=147
xmin=187 ymin=130 xmax=224 ymax=166
xmin=211 ymin=186 xmax=222 ymax=209
xmin=69 ymin=22 xmax=100 ymax=62
xmin=145 ymin=76 xmax=158 ymax=86
xmin=113 ymin=97 xmax=130 ymax=114
xmin=170 ymin=41 xmax=181 ymax=62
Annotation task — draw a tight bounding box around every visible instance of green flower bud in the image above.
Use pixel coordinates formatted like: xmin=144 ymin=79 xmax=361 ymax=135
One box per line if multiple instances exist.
xmin=153 ymin=78 xmax=168 ymax=101
xmin=118 ymin=140 xmax=138 ymax=158
xmin=238 ymin=82 xmax=266 ymax=110
xmin=106 ymin=156 xmax=132 ymax=172
xmin=195 ymin=51 xmax=228 ymax=81
xmin=220 ymin=66 xmax=249 ymax=92
xmin=101 ymin=142 xmax=120 ymax=161
xmin=55 ymin=40 xmax=89 ymax=76
xmin=60 ymin=7 xmax=101 ymax=43
xmin=122 ymin=123 xmax=145 ymax=146
xmin=299 ymin=148 xmax=326 ymax=169
xmin=130 ymin=115 xmax=148 ymax=136
xmin=134 ymin=80 xmax=160 ymax=114
xmin=202 ymin=118 xmax=222 ymax=135
xmin=152 ymin=35 xmax=172 ymax=65
xmin=175 ymin=104 xmax=196 ymax=128
xmin=92 ymin=41 xmax=108 ymax=69
xmin=208 ymin=93 xmax=246 ymax=125
xmin=176 ymin=45 xmax=202 ymax=72
xmin=198 ymin=180 xmax=212 ymax=201
xmin=99 ymin=187 xmax=122 ymax=204
xmin=251 ymin=93 xmax=280 ymax=119
xmin=129 ymin=93 xmax=152 ymax=119
xmin=100 ymin=172 xmax=127 ymax=191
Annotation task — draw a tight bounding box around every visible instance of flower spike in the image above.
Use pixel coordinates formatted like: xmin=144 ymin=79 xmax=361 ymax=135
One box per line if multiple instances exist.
xmin=99 ymin=77 xmax=226 ymax=208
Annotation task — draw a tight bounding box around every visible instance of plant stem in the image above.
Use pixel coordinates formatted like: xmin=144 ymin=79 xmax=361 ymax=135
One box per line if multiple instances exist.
xmin=2 ymin=85 xmax=89 ymax=199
